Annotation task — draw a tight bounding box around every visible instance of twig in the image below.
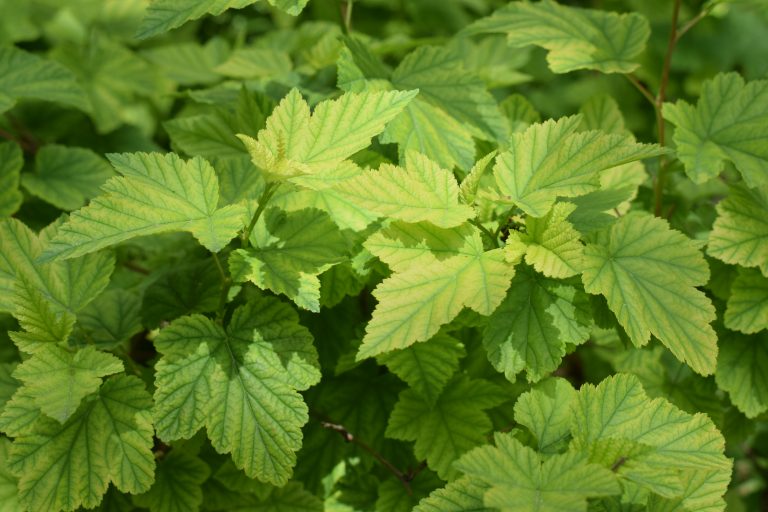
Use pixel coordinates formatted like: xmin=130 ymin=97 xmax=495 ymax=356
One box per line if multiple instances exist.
xmin=317 ymin=416 xmax=417 ymax=495
xmin=653 ymin=0 xmax=682 ymax=217
xmin=675 ymin=6 xmax=712 ymax=43
xmin=625 ymin=74 xmax=656 ymax=108
xmin=122 ymin=260 xmax=150 ymax=275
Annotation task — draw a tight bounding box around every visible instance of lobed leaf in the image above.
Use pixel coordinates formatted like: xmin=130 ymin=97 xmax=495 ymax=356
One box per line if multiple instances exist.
xmin=664 ymin=73 xmax=768 ymax=188
xmin=39 ymin=152 xmax=246 ymax=261
xmin=455 ymin=432 xmax=620 ymax=512
xmin=465 ymin=0 xmax=650 ymax=74
xmin=708 ymin=184 xmax=768 ymax=276
xmin=581 ymin=213 xmax=718 ymax=375
xmin=7 ymin=376 xmax=155 ymax=512
xmin=387 ymin=376 xmax=506 ymax=480
xmin=333 ymin=151 xmax=475 ymax=228
xmin=493 ymin=115 xmax=663 ymax=217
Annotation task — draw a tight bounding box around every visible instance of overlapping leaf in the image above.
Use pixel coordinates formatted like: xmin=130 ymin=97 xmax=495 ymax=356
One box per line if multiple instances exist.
xmin=708 ymin=184 xmax=768 ymax=276
xmin=339 ymin=39 xmax=505 ymax=170
xmin=230 ymin=207 xmax=348 ymax=312
xmin=493 ymin=115 xmax=662 ymax=217
xmin=39 ymin=152 xmax=246 ymax=261
xmin=152 ymin=296 xmax=319 ymax=485
xmin=0 ymin=46 xmax=88 ymax=114
xmin=725 ymin=268 xmax=768 ymax=334
xmin=51 ymin=36 xmax=160 ymax=133
xmin=414 ymin=477 xmax=490 ymax=512
xmin=134 ymin=451 xmax=211 ymax=512
xmin=333 ymin=151 xmax=475 ymax=228
xmin=378 ymin=333 xmax=465 ymax=406
xmin=582 ymin=213 xmax=718 ymax=375
xmin=0 ymin=219 xmax=114 ymax=353
xmin=464 ymin=0 xmax=650 ymax=74
xmin=455 ymin=432 xmax=620 ymax=512
xmin=0 ymin=142 xmax=22 ymax=217
xmin=514 ymin=378 xmax=577 ymax=454
xmin=386 ymin=376 xmax=506 ymax=480
xmin=572 ymin=374 xmax=731 ymax=509
xmin=136 ymin=0 xmax=309 ymax=40
xmin=5 ymin=376 xmax=155 ymax=512
xmin=22 ymin=145 xmax=114 ymax=211
xmin=716 ymin=330 xmax=768 ymax=418
xmin=12 ymin=345 xmax=123 ymax=423
xmin=506 ymin=202 xmax=584 ymax=278
xmin=483 ymin=265 xmax=590 ymax=382
xmin=238 ymin=88 xmax=416 ymax=181
xmin=664 ymin=73 xmax=768 ymax=187
xmin=357 ymin=225 xmax=515 ymax=360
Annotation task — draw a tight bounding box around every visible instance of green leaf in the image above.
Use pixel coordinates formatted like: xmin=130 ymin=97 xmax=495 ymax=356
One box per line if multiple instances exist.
xmin=73 ymin=289 xmax=143 ymax=349
xmin=381 ymin=96 xmax=476 ymax=171
xmin=364 ymin=221 xmax=478 ymax=273
xmin=386 ymin=376 xmax=506 ymax=480
xmin=51 ymin=36 xmax=160 ymax=133
xmin=0 ymin=142 xmax=22 ymax=217
xmin=389 ymin=45 xmax=507 ymax=142
xmin=581 ymin=213 xmax=718 ymax=375
xmin=455 ymin=432 xmax=620 ymax=512
xmin=141 ymin=39 xmax=229 ymax=85
xmin=378 ymin=333 xmax=465 ymax=406
xmin=8 ymin=375 xmax=155 ymax=512
xmin=708 ymin=184 xmax=768 ymax=276
xmin=725 ymin=268 xmax=768 ymax=334
xmin=0 ymin=219 xmax=114 ymax=339
xmin=39 ymin=152 xmax=246 ymax=262
xmin=483 ymin=265 xmax=590 ymax=382
xmin=0 ymin=46 xmax=88 ymax=114
xmin=357 ymin=227 xmax=514 ymax=360
xmin=339 ymin=39 xmax=487 ymax=171
xmin=493 ymin=115 xmax=662 ymax=217
xmin=0 ymin=437 xmax=21 ymax=512
xmin=141 ymin=259 xmax=221 ymax=329
xmin=134 ymin=451 xmax=211 ymax=512
xmin=136 ymin=0 xmax=309 ymax=40
xmin=9 ymin=275 xmax=76 ymax=352
xmin=716 ymin=330 xmax=768 ymax=418
xmin=249 ymin=481 xmax=322 ymax=511
xmin=571 ymin=374 xmax=731 ymax=509
xmin=238 ymin=88 xmax=416 ymax=181
xmin=459 ymin=151 xmax=496 ymax=205
xmin=514 ymin=378 xmax=577 ymax=454
xmin=414 ymin=476 xmax=491 ymax=512
xmin=230 ymin=208 xmax=348 ymax=312
xmin=664 ymin=73 xmax=768 ymax=187
xmin=12 ymin=345 xmax=123 ymax=423
xmin=465 ymin=0 xmax=650 ymax=74
xmin=214 ymin=47 xmax=292 ymax=79
xmin=333 ymin=151 xmax=475 ymax=228
xmin=22 ymin=145 xmax=114 ymax=211
xmin=507 ymin=202 xmax=584 ymax=278
xmin=152 ymin=296 xmax=317 ymax=485
xmin=500 ymin=94 xmax=541 ymax=133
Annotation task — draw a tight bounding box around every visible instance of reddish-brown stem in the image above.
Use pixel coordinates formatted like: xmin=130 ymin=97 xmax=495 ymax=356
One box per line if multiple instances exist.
xmin=317 ymin=416 xmax=418 ymax=495
xmin=653 ymin=0 xmax=682 ymax=217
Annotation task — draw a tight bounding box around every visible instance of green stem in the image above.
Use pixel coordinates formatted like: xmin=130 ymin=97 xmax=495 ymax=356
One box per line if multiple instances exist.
xmin=344 ymin=0 xmax=354 ymax=33
xmin=241 ymin=182 xmax=279 ymax=248
xmin=212 ymin=252 xmax=232 ymax=321
xmin=470 ymin=219 xmax=499 ymax=249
